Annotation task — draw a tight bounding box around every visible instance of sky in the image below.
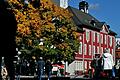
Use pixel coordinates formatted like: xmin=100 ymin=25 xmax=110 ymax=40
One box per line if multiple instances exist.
xmin=68 ymin=0 xmax=120 ymax=37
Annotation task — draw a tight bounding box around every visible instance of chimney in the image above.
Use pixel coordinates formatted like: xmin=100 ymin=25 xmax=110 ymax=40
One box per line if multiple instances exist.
xmin=79 ymin=0 xmax=89 ymax=13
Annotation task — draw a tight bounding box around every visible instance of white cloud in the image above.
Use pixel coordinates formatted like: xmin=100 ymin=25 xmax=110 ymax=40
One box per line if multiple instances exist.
xmin=89 ymin=3 xmax=99 ymax=10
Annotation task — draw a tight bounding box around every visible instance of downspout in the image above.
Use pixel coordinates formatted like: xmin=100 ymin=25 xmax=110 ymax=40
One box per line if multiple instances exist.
xmin=92 ymin=31 xmax=93 ymax=60
xmin=113 ymin=37 xmax=116 ymax=64
xmin=83 ymin=30 xmax=85 ymax=73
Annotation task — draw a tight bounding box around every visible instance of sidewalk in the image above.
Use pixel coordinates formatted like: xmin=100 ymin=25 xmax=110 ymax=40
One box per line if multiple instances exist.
xmin=70 ymin=75 xmax=92 ymax=80
xmin=15 ymin=75 xmax=92 ymax=80
xmin=15 ymin=75 xmax=70 ymax=80
xmin=14 ymin=75 xmax=119 ymax=80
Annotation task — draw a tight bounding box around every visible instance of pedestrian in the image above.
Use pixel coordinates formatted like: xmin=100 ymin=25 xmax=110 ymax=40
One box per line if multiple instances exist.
xmin=30 ymin=56 xmax=37 ymax=75
xmin=101 ymin=48 xmax=114 ymax=80
xmin=118 ymin=66 xmax=120 ymax=79
xmin=45 ymin=59 xmax=53 ymax=80
xmin=115 ymin=60 xmax=120 ymax=77
xmin=91 ymin=54 xmax=102 ymax=80
xmin=37 ymin=57 xmax=45 ymax=80
xmin=0 ymin=0 xmax=17 ymax=80
xmin=21 ymin=59 xmax=28 ymax=75
xmin=1 ymin=64 xmax=8 ymax=80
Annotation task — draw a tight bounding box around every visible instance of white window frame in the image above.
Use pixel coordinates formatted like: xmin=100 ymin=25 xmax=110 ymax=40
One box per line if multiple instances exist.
xmin=89 ymin=45 xmax=91 ymax=55
xmin=79 ymin=42 xmax=82 ymax=54
xmin=97 ymin=33 xmax=100 ymax=43
xmin=93 ymin=32 xmax=95 ymax=42
xmin=101 ymin=47 xmax=103 ymax=54
xmin=86 ymin=30 xmax=90 ymax=42
xmin=97 ymin=46 xmax=99 ymax=53
xmin=110 ymin=36 xmax=112 ymax=46
xmin=101 ymin=34 xmax=103 ymax=44
xmin=89 ymin=61 xmax=91 ymax=69
xmin=79 ymin=36 xmax=82 ymax=40
xmin=112 ymin=49 xmax=114 ymax=55
xmin=108 ymin=48 xmax=110 ymax=53
xmin=85 ymin=61 xmax=87 ymax=69
xmin=93 ymin=46 xmax=95 ymax=54
xmin=105 ymin=35 xmax=107 ymax=44
xmin=84 ymin=44 xmax=87 ymax=55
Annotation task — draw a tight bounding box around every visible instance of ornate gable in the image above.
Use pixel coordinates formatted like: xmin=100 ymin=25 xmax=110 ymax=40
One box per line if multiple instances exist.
xmin=101 ymin=24 xmax=109 ymax=34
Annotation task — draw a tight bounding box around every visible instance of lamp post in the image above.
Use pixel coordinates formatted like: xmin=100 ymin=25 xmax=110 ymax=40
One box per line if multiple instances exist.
xmin=64 ymin=58 xmax=68 ymax=77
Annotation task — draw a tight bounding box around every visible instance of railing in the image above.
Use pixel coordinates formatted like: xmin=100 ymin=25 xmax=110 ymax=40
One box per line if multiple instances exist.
xmin=68 ymin=61 xmax=76 ymax=75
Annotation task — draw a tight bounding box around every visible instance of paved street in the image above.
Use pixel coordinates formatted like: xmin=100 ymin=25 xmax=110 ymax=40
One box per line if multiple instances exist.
xmin=14 ymin=75 xmax=120 ymax=80
xmin=14 ymin=75 xmax=93 ymax=80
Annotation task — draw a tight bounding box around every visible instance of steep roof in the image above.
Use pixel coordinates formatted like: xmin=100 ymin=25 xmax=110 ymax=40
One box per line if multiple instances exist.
xmin=109 ymin=30 xmax=117 ymax=35
xmin=67 ymin=6 xmax=117 ymax=35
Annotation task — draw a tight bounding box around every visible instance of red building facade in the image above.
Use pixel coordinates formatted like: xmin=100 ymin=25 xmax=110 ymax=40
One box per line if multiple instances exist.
xmin=67 ymin=1 xmax=117 ymax=73
xmin=74 ymin=26 xmax=116 ymax=72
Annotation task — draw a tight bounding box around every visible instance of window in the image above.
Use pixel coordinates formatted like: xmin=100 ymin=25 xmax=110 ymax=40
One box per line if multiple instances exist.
xmin=101 ymin=47 xmax=103 ymax=54
xmin=89 ymin=45 xmax=91 ymax=55
xmin=75 ymin=61 xmax=83 ymax=70
xmin=86 ymin=30 xmax=90 ymax=42
xmin=93 ymin=46 xmax=95 ymax=54
xmin=97 ymin=33 xmax=100 ymax=43
xmin=104 ymin=35 xmax=107 ymax=44
xmin=112 ymin=49 xmax=114 ymax=55
xmin=84 ymin=44 xmax=87 ymax=55
xmin=110 ymin=36 xmax=112 ymax=46
xmin=108 ymin=48 xmax=110 ymax=53
xmin=101 ymin=34 xmax=103 ymax=44
xmin=95 ymin=33 xmax=97 ymax=38
xmin=93 ymin=32 xmax=95 ymax=42
xmin=97 ymin=46 xmax=99 ymax=53
xmin=79 ymin=36 xmax=82 ymax=40
xmin=89 ymin=62 xmax=91 ymax=69
xmin=79 ymin=42 xmax=82 ymax=54
xmin=85 ymin=61 xmax=87 ymax=69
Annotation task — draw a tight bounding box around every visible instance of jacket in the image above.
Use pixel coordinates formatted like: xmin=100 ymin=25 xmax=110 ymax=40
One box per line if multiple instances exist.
xmin=102 ymin=52 xmax=113 ymax=70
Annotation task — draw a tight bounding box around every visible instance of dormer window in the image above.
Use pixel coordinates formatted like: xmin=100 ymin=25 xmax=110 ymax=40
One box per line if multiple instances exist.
xmin=90 ymin=19 xmax=96 ymax=26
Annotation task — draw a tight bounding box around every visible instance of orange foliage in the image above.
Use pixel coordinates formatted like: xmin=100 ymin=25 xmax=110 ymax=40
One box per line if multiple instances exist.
xmin=8 ymin=0 xmax=79 ymax=62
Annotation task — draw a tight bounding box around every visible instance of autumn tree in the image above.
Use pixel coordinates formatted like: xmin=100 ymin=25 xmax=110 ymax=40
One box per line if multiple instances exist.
xmin=7 ymin=0 xmax=80 ymax=63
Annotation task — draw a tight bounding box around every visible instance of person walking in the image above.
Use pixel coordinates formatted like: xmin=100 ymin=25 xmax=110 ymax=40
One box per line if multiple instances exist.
xmin=101 ymin=48 xmax=114 ymax=80
xmin=37 ymin=57 xmax=45 ymax=80
xmin=118 ymin=66 xmax=120 ymax=79
xmin=30 ymin=56 xmax=37 ymax=76
xmin=0 ymin=0 xmax=17 ymax=80
xmin=45 ymin=59 xmax=53 ymax=80
xmin=91 ymin=54 xmax=102 ymax=80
